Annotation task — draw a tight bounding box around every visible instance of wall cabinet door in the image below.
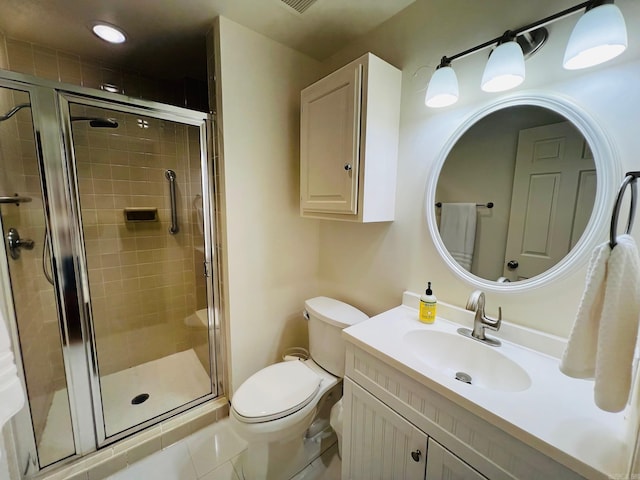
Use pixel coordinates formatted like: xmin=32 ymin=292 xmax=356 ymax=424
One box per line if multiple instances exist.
xmin=426 ymin=438 xmax=488 ymax=480
xmin=343 ymin=378 xmax=427 ymax=479
xmin=300 ymin=53 xmax=401 ymax=222
xmin=300 ymin=61 xmax=362 ymax=215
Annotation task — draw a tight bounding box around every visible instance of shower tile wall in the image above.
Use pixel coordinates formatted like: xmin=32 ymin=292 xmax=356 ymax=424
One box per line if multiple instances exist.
xmin=71 ymin=107 xmax=208 ymax=376
xmin=0 ymin=87 xmax=68 ymax=446
xmin=3 ymin=37 xmax=192 ymax=108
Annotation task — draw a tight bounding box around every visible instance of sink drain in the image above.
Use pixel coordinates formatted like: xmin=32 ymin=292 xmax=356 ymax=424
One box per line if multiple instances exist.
xmin=455 ymin=372 xmax=472 ymax=384
xmin=131 ymin=393 xmax=150 ymax=405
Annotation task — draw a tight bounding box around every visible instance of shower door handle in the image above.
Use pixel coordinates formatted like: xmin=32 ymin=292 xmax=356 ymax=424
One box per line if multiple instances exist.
xmin=6 ymin=227 xmax=35 ymax=259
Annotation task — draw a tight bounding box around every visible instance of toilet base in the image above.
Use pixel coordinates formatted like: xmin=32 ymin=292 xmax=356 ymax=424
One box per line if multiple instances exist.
xmin=234 ymin=381 xmax=342 ymax=480
xmin=237 ymin=425 xmax=336 ymax=480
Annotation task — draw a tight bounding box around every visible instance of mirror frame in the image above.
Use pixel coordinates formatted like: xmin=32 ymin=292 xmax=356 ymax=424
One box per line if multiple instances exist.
xmin=426 ymin=91 xmax=621 ymax=293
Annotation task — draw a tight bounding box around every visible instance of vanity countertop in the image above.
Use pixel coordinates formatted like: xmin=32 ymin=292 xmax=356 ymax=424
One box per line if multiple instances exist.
xmin=342 ymin=295 xmax=633 ymax=480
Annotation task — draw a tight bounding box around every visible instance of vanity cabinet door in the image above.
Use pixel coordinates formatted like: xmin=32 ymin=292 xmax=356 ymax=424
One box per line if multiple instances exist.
xmin=343 ymin=378 xmax=427 ymax=479
xmin=426 ymin=438 xmax=488 ymax=480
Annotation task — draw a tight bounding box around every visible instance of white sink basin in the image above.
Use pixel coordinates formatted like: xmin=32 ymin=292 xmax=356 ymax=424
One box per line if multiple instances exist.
xmin=402 ymin=330 xmax=531 ymax=392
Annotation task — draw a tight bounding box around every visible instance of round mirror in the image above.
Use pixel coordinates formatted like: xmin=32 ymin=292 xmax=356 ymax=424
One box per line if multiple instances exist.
xmin=426 ymin=93 xmax=620 ymax=292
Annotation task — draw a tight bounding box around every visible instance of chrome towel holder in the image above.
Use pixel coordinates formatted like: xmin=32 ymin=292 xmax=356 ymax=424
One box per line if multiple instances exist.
xmin=610 ymin=171 xmax=640 ymax=249
xmin=435 ymin=201 xmax=494 ymax=209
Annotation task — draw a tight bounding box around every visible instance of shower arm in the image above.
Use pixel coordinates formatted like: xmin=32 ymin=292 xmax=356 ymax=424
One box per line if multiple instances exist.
xmin=0 ymin=103 xmax=31 ymax=122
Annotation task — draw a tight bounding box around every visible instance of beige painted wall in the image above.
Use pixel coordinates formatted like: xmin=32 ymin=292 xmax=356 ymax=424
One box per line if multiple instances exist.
xmin=212 ymin=17 xmax=322 ymax=394
xmin=314 ymin=0 xmax=640 ymax=337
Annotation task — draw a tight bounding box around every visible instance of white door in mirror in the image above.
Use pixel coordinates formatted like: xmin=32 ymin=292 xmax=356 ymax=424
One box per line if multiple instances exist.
xmin=503 ymin=121 xmax=595 ymax=281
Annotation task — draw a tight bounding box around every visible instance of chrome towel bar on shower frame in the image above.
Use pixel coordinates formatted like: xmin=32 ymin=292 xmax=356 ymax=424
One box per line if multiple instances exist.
xmin=610 ymin=171 xmax=640 ymax=249
xmin=0 ymin=194 xmax=32 ymax=206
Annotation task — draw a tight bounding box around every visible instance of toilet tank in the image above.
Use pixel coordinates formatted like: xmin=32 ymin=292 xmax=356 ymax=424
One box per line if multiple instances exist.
xmin=304 ymin=297 xmax=368 ymax=377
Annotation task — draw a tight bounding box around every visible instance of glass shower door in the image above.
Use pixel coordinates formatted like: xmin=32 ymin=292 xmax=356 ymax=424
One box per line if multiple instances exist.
xmin=64 ymin=100 xmax=215 ymax=441
xmin=0 ymin=85 xmax=76 ymax=468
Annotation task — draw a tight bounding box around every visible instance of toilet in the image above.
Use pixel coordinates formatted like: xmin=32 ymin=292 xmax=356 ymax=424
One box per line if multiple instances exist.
xmin=230 ymin=296 xmax=368 ymax=480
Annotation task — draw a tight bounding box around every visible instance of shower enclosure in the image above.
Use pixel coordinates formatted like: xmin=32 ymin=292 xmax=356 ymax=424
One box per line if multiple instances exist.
xmin=0 ymin=70 xmax=221 ymax=476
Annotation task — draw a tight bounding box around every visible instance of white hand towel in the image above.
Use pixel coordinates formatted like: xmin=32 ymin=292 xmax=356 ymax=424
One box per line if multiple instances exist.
xmin=0 ymin=308 xmax=24 ymax=438
xmin=560 ymin=234 xmax=640 ymax=412
xmin=440 ymin=203 xmax=477 ymax=271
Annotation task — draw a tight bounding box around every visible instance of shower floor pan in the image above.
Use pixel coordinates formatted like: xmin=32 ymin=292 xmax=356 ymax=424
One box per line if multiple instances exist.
xmin=38 ymin=349 xmax=210 ymax=467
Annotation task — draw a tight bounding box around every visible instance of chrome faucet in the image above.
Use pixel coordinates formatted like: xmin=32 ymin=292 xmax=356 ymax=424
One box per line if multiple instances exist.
xmin=457 ymin=290 xmax=502 ymax=347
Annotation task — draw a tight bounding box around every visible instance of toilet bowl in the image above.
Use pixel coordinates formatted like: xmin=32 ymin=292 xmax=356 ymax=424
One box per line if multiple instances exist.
xmin=229 ymin=297 xmax=368 ymax=480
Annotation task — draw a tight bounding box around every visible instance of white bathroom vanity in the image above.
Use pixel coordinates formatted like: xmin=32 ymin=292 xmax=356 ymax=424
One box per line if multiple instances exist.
xmin=341 ymin=292 xmax=634 ymax=480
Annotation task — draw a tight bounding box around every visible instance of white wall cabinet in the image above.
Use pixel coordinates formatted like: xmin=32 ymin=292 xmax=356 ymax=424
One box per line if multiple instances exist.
xmin=343 ymin=344 xmax=584 ymax=480
xmin=300 ymin=53 xmax=401 ymax=222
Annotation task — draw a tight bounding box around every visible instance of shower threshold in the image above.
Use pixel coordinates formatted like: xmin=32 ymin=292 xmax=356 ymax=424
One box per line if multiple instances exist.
xmin=38 ymin=349 xmax=210 ymax=467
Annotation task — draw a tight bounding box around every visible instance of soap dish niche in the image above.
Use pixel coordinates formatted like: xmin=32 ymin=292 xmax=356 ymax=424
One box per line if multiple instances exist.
xmin=124 ymin=207 xmax=158 ymax=223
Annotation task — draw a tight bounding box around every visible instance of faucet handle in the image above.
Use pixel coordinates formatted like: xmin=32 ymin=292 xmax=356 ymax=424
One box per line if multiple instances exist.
xmin=484 ymin=306 xmax=502 ymax=331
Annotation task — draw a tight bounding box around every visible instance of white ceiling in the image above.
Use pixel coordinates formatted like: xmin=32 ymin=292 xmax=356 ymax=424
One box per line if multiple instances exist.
xmin=0 ymin=0 xmax=415 ymax=81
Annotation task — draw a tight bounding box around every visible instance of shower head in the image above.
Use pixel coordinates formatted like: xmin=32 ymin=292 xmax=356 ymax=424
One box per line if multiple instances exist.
xmin=70 ymin=116 xmax=119 ymax=128
xmin=0 ymin=103 xmax=31 ymax=122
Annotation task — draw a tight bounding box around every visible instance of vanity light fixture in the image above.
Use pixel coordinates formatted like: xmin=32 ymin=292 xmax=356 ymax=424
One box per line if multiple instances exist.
xmin=481 ymin=32 xmax=525 ymax=93
xmin=91 ymin=23 xmax=127 ymax=44
xmin=424 ymin=0 xmax=627 ymax=108
xmin=425 ymin=57 xmax=459 ymax=108
xmin=563 ymin=1 xmax=627 ymax=70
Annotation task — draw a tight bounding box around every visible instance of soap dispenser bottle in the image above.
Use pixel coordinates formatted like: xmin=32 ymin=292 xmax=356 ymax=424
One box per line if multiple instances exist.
xmin=419 ymin=282 xmax=437 ymax=324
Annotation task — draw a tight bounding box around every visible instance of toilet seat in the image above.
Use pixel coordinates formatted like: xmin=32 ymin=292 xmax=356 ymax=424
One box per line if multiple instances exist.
xmin=232 ymin=361 xmax=321 ymax=423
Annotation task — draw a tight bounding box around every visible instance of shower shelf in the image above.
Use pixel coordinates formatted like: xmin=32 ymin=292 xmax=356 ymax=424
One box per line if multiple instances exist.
xmin=0 ymin=194 xmax=32 ymax=206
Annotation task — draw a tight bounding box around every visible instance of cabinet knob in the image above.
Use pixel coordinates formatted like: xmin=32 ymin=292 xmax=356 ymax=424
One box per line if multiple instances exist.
xmin=410 ymin=449 xmax=421 ymax=462
xmin=507 ymin=260 xmax=519 ymax=270
xmin=344 ymin=164 xmax=352 ymax=171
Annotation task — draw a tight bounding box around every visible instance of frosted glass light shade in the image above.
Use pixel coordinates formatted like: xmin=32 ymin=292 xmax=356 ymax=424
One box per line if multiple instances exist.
xmin=425 ymin=66 xmax=459 ymax=108
xmin=563 ymin=3 xmax=627 ymax=70
xmin=481 ymin=41 xmax=525 ymax=93
xmin=92 ymin=24 xmax=127 ymax=44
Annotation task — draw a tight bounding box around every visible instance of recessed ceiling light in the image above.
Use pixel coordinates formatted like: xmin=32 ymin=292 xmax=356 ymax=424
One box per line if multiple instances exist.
xmin=92 ymin=23 xmax=127 ymax=44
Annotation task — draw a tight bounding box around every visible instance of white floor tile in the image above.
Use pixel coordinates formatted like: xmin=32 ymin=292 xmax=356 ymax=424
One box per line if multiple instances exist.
xmin=186 ymin=419 xmax=247 ymax=478
xmin=198 ymin=461 xmax=240 ymax=480
xmin=106 ymin=442 xmax=197 ymax=480
xmin=291 ymin=444 xmax=341 ymax=480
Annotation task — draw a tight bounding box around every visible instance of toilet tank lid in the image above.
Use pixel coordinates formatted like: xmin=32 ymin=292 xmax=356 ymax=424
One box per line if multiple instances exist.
xmin=304 ymin=297 xmax=368 ymax=328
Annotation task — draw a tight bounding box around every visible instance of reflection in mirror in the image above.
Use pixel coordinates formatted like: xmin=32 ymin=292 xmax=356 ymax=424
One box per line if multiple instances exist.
xmin=435 ymin=105 xmax=595 ymax=283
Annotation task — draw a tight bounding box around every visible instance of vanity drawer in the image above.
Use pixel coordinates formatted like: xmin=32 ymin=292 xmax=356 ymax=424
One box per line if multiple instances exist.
xmin=345 ymin=344 xmax=584 ymax=480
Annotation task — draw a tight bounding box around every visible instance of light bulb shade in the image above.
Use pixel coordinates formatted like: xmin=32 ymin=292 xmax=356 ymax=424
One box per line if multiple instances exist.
xmin=92 ymin=24 xmax=127 ymax=44
xmin=563 ymin=3 xmax=627 ymax=70
xmin=425 ymin=66 xmax=459 ymax=108
xmin=481 ymin=41 xmax=525 ymax=93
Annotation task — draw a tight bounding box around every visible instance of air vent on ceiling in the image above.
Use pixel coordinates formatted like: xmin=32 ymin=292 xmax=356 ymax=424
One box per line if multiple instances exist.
xmin=280 ymin=0 xmax=318 ymax=14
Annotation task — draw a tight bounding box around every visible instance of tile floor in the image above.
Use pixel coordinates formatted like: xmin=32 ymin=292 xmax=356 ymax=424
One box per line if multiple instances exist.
xmin=105 ymin=418 xmax=341 ymax=480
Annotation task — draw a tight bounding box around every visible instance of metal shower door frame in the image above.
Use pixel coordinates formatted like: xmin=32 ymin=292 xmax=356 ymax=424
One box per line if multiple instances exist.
xmin=57 ymin=91 xmax=221 ymax=449
xmin=0 ymin=68 xmax=222 ymax=475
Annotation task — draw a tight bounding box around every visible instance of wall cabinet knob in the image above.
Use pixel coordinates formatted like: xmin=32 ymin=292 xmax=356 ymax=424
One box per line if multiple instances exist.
xmin=344 ymin=164 xmax=352 ymax=171
xmin=410 ymin=449 xmax=421 ymax=462
xmin=507 ymin=260 xmax=519 ymax=269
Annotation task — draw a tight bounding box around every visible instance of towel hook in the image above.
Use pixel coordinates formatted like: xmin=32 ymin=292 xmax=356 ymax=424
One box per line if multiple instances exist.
xmin=609 ymin=171 xmax=640 ymax=249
